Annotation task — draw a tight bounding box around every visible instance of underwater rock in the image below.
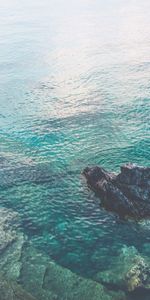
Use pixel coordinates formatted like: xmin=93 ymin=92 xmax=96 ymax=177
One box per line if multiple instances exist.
xmin=83 ymin=163 xmax=150 ymax=219
xmin=0 ymin=207 xmax=19 ymax=252
xmin=43 ymin=262 xmax=118 ymax=300
xmin=0 ymin=207 xmax=25 ymax=280
xmin=95 ymin=246 xmax=150 ymax=292
xmin=20 ymin=244 xmax=126 ymax=300
xmin=0 ymin=207 xmax=35 ymax=299
xmin=0 ymin=277 xmax=37 ymax=300
xmin=20 ymin=245 xmax=57 ymax=300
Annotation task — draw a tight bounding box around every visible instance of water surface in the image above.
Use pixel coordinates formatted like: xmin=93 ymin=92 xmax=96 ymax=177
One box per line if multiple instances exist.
xmin=0 ymin=0 xmax=150 ymax=297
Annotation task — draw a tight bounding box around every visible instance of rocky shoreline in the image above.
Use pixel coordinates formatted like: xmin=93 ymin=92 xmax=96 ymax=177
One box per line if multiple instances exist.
xmin=83 ymin=163 xmax=150 ymax=219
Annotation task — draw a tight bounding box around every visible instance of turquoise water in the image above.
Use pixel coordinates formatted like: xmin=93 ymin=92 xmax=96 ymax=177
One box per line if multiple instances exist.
xmin=0 ymin=0 xmax=150 ymax=297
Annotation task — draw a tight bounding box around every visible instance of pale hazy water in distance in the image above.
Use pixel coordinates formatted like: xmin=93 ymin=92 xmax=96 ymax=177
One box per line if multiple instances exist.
xmin=0 ymin=0 xmax=150 ymax=297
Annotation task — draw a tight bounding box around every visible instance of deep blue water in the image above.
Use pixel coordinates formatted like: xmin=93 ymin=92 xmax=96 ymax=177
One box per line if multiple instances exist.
xmin=0 ymin=0 xmax=150 ymax=292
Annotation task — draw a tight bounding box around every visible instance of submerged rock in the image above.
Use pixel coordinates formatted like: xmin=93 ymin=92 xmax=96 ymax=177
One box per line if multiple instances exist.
xmin=95 ymin=246 xmax=150 ymax=292
xmin=20 ymin=244 xmax=126 ymax=300
xmin=83 ymin=163 xmax=150 ymax=219
xmin=0 ymin=277 xmax=37 ymax=300
xmin=0 ymin=207 xmax=37 ymax=299
xmin=0 ymin=207 xmax=126 ymax=299
xmin=0 ymin=206 xmax=123 ymax=300
xmin=43 ymin=261 xmax=126 ymax=300
xmin=0 ymin=207 xmax=25 ymax=280
xmin=0 ymin=207 xmax=19 ymax=252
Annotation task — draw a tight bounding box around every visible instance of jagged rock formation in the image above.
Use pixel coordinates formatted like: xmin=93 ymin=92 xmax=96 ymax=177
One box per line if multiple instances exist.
xmin=83 ymin=163 xmax=150 ymax=219
xmin=95 ymin=246 xmax=150 ymax=292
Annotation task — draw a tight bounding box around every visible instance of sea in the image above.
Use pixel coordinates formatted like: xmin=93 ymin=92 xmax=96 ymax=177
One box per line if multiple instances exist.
xmin=0 ymin=0 xmax=150 ymax=299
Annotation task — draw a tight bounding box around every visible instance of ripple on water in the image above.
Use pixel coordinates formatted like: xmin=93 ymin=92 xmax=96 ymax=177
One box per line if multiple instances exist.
xmin=0 ymin=0 xmax=150 ymax=298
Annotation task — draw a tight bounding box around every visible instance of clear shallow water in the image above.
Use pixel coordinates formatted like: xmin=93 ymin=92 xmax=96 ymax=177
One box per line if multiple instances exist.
xmin=0 ymin=0 xmax=150 ymax=295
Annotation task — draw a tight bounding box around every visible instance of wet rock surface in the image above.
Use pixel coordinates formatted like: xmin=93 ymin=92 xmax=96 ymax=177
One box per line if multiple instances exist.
xmin=83 ymin=163 xmax=150 ymax=219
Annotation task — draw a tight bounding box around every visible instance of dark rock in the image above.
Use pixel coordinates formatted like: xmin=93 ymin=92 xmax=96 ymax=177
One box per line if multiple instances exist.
xmin=117 ymin=163 xmax=150 ymax=187
xmin=83 ymin=163 xmax=150 ymax=219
